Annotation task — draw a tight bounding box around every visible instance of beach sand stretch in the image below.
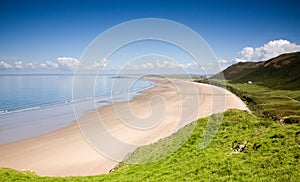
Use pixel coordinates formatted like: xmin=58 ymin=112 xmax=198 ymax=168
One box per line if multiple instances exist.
xmin=0 ymin=77 xmax=249 ymax=176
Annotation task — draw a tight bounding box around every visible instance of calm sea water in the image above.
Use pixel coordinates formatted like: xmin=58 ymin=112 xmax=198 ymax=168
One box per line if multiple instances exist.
xmin=0 ymin=74 xmax=152 ymax=114
xmin=0 ymin=74 xmax=153 ymax=144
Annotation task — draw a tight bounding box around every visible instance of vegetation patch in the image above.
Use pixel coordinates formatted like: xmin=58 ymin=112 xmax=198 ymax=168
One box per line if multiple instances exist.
xmin=196 ymin=78 xmax=300 ymax=123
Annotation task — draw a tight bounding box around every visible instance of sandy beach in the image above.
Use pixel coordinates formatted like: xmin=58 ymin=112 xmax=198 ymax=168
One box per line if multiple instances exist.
xmin=0 ymin=78 xmax=248 ymax=176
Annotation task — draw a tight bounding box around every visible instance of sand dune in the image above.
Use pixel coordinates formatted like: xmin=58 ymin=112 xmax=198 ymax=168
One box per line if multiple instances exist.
xmin=0 ymin=78 xmax=248 ymax=176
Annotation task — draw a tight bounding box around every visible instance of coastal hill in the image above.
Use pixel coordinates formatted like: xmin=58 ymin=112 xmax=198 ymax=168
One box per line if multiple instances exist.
xmin=212 ymin=52 xmax=300 ymax=90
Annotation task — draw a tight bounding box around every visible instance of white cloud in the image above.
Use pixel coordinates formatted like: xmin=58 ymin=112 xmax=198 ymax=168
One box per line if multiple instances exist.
xmin=236 ymin=47 xmax=254 ymax=62
xmin=40 ymin=63 xmax=47 ymax=69
xmin=0 ymin=61 xmax=13 ymax=69
xmin=57 ymin=57 xmax=79 ymax=70
xmin=91 ymin=57 xmax=108 ymax=69
xmin=126 ymin=59 xmax=187 ymax=70
xmin=118 ymin=59 xmax=206 ymax=74
xmin=47 ymin=61 xmax=59 ymax=69
xmin=218 ymin=39 xmax=300 ymax=69
xmin=234 ymin=39 xmax=300 ymax=62
xmin=14 ymin=61 xmax=23 ymax=69
xmin=26 ymin=63 xmax=37 ymax=69
xmin=0 ymin=57 xmax=80 ymax=71
xmin=217 ymin=59 xmax=238 ymax=70
xmin=39 ymin=61 xmax=59 ymax=69
xmin=217 ymin=59 xmax=229 ymax=64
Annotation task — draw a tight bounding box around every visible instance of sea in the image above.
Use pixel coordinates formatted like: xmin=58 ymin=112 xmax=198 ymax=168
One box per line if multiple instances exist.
xmin=0 ymin=74 xmax=153 ymax=144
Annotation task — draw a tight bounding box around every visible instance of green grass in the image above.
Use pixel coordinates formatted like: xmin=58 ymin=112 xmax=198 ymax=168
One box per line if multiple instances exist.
xmin=197 ymin=79 xmax=300 ymax=123
xmin=1 ymin=110 xmax=300 ymax=181
xmin=228 ymin=83 xmax=300 ymax=121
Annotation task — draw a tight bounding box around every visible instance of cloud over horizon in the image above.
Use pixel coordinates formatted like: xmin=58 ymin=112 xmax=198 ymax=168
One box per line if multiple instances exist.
xmin=1 ymin=39 xmax=299 ymax=73
xmin=40 ymin=61 xmax=59 ymax=69
xmin=57 ymin=57 xmax=80 ymax=70
xmin=218 ymin=39 xmax=300 ymax=69
xmin=91 ymin=57 xmax=108 ymax=70
xmin=235 ymin=39 xmax=300 ymax=62
xmin=0 ymin=57 xmax=80 ymax=71
xmin=0 ymin=61 xmax=13 ymax=69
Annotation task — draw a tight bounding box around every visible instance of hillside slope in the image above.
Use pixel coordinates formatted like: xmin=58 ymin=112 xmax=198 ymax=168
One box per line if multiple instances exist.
xmin=212 ymin=52 xmax=300 ymax=90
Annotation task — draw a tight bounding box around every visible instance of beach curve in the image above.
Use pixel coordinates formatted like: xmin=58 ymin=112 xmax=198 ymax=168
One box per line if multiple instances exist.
xmin=0 ymin=78 xmax=249 ymax=176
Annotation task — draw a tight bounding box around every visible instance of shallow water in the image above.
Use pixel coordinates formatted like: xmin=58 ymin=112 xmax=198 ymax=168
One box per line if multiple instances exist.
xmin=0 ymin=74 xmax=152 ymax=114
xmin=0 ymin=74 xmax=153 ymax=144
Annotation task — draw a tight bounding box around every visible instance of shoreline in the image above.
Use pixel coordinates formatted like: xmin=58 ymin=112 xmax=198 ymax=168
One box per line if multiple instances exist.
xmin=0 ymin=78 xmax=248 ymax=176
xmin=0 ymin=80 xmax=154 ymax=116
xmin=0 ymin=80 xmax=154 ymax=144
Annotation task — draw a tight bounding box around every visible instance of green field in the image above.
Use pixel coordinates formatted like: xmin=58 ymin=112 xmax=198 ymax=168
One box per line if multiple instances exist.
xmin=198 ymin=79 xmax=300 ymax=123
xmin=227 ymin=83 xmax=300 ymax=122
xmin=1 ymin=109 xmax=300 ymax=181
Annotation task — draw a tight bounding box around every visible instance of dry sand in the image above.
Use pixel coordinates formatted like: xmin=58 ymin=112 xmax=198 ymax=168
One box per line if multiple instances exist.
xmin=0 ymin=78 xmax=248 ymax=176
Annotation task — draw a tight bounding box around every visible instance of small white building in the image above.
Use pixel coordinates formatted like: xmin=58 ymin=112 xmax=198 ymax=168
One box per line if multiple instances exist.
xmin=247 ymin=80 xmax=253 ymax=84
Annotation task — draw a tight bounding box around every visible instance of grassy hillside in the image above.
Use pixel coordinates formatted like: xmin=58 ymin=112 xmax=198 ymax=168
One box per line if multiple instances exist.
xmin=1 ymin=110 xmax=300 ymax=181
xmin=212 ymin=52 xmax=300 ymax=90
xmin=196 ymin=79 xmax=300 ymax=124
xmin=225 ymin=83 xmax=300 ymax=123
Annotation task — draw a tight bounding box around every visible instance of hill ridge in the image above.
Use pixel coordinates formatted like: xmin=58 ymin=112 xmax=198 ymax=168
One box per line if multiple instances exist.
xmin=212 ymin=52 xmax=300 ymax=90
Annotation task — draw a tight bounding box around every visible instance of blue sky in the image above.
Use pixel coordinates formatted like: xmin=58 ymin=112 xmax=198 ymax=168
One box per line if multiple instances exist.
xmin=0 ymin=0 xmax=300 ymax=73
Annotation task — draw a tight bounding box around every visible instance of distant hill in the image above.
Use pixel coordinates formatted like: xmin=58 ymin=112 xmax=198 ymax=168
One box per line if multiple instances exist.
xmin=212 ymin=52 xmax=300 ymax=90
